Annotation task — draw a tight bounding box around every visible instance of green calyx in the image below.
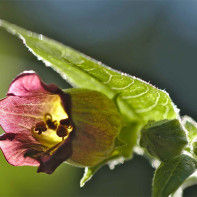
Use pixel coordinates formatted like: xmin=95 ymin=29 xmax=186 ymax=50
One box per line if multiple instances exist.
xmin=63 ymin=88 xmax=123 ymax=167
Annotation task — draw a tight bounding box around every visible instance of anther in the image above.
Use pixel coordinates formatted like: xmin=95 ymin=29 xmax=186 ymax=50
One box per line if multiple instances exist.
xmin=45 ymin=113 xmax=57 ymax=130
xmin=56 ymin=125 xmax=68 ymax=138
xmin=35 ymin=121 xmax=47 ymax=135
xmin=60 ymin=118 xmax=71 ymax=126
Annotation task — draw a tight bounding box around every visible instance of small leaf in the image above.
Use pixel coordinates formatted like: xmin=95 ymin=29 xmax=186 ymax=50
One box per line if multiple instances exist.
xmin=140 ymin=119 xmax=187 ymax=161
xmin=172 ymin=173 xmax=197 ymax=196
xmin=182 ymin=115 xmax=197 ymax=143
xmin=181 ymin=174 xmax=197 ymax=190
xmin=80 ymin=166 xmax=99 ymax=187
xmin=153 ymin=154 xmax=197 ymax=197
xmin=80 ymin=152 xmax=121 ymax=187
xmin=114 ymin=137 xmax=127 ymax=148
xmin=192 ymin=140 xmax=197 ymax=156
xmin=182 ymin=116 xmax=197 ymax=155
xmin=118 ymin=122 xmax=142 ymax=158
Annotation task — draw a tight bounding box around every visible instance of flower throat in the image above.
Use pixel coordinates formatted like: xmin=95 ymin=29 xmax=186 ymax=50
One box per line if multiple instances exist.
xmin=32 ymin=113 xmax=73 ymax=148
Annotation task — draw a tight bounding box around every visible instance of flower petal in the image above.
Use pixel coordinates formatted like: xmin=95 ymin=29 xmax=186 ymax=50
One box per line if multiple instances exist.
xmin=0 ymin=133 xmax=40 ymax=166
xmin=0 ymin=72 xmax=69 ymax=134
xmin=0 ymin=92 xmax=62 ymax=134
xmin=7 ymin=71 xmax=59 ymax=97
xmin=37 ymin=135 xmax=72 ymax=174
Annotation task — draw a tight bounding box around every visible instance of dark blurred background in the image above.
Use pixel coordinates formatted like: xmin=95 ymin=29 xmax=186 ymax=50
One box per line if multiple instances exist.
xmin=0 ymin=0 xmax=197 ymax=196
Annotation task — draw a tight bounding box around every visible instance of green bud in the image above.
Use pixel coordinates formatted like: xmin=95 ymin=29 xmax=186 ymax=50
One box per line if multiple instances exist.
xmin=140 ymin=119 xmax=187 ymax=162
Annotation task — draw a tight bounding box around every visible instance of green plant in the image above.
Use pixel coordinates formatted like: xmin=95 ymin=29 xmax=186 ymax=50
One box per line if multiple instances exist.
xmin=0 ymin=20 xmax=197 ymax=197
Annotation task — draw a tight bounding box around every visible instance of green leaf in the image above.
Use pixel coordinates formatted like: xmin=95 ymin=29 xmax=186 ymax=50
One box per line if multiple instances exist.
xmin=182 ymin=116 xmax=197 ymax=143
xmin=140 ymin=119 xmax=187 ymax=161
xmin=172 ymin=173 xmax=197 ymax=196
xmin=114 ymin=137 xmax=127 ymax=148
xmin=153 ymin=154 xmax=197 ymax=197
xmin=118 ymin=122 xmax=142 ymax=158
xmin=182 ymin=116 xmax=197 ymax=155
xmin=181 ymin=174 xmax=197 ymax=191
xmin=0 ymin=20 xmax=178 ymax=123
xmin=80 ymin=166 xmax=99 ymax=187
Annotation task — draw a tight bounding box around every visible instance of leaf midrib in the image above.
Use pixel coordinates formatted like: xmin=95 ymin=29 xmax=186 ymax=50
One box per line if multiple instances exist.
xmin=157 ymin=159 xmax=181 ymax=197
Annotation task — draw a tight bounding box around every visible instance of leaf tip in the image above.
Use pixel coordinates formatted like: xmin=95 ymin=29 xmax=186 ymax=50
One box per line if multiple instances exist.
xmin=0 ymin=19 xmax=8 ymax=28
xmin=0 ymin=19 xmax=7 ymax=29
xmin=80 ymin=167 xmax=93 ymax=187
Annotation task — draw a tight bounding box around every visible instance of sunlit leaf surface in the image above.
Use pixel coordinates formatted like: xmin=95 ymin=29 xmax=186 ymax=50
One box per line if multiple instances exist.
xmin=0 ymin=20 xmax=178 ymax=123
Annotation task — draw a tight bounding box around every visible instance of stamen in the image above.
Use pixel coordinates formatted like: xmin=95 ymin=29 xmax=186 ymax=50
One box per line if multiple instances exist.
xmin=45 ymin=113 xmax=57 ymax=130
xmin=60 ymin=118 xmax=70 ymax=126
xmin=56 ymin=125 xmax=69 ymax=138
xmin=30 ymin=142 xmax=62 ymax=158
xmin=35 ymin=121 xmax=47 ymax=135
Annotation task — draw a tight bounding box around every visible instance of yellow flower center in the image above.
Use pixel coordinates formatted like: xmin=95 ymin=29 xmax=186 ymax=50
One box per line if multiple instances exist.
xmin=32 ymin=113 xmax=73 ymax=149
xmin=27 ymin=95 xmax=73 ymax=157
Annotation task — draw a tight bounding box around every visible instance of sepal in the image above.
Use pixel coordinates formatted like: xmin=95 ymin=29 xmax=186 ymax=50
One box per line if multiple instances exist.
xmin=140 ymin=119 xmax=187 ymax=162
